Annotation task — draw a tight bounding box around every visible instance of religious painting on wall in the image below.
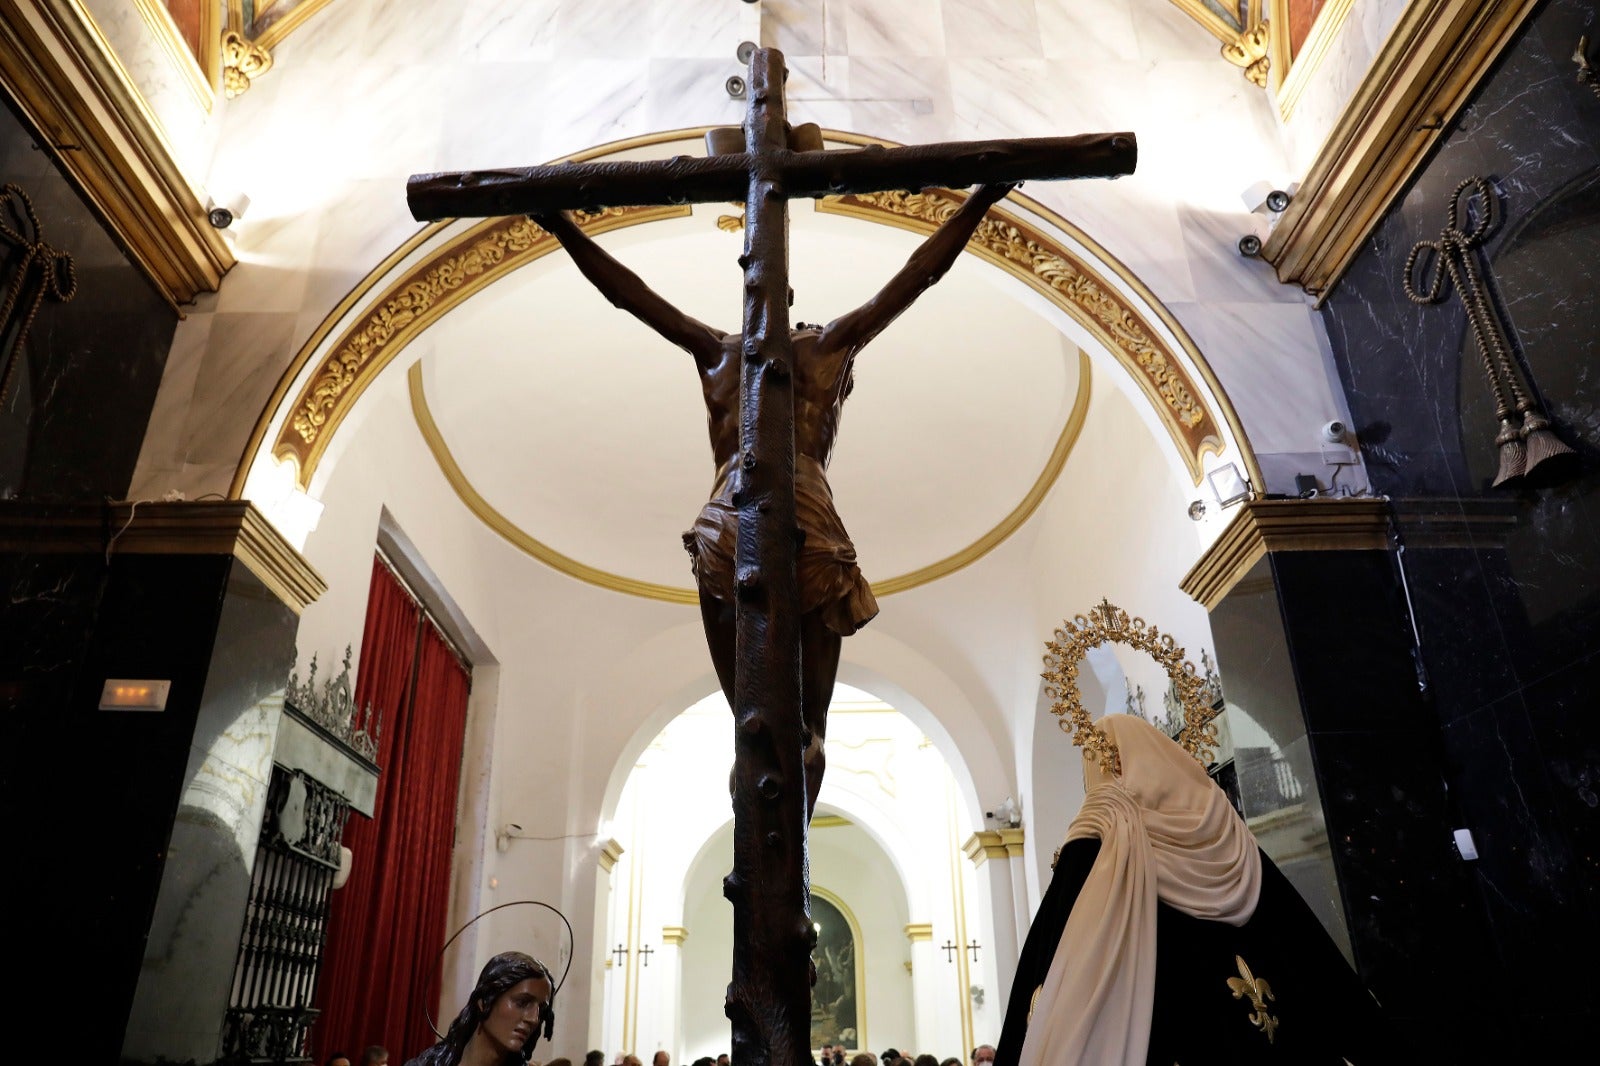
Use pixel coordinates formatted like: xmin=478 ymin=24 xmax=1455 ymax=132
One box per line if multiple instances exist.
xmin=160 ymin=0 xmax=207 ymax=70
xmin=810 ymin=894 xmax=859 ymax=1051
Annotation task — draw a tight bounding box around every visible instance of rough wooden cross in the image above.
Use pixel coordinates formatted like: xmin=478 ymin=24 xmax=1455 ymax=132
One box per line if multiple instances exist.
xmin=407 ymin=47 xmax=1135 ymax=1066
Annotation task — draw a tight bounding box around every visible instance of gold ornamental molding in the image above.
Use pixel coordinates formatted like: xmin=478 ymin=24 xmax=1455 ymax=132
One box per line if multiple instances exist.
xmin=962 ymin=830 xmax=1009 ymax=867
xmin=0 ymin=500 xmax=326 ymax=613
xmin=598 ymin=837 xmax=625 ymax=872
xmin=821 ymin=188 xmax=1224 ymax=486
xmin=661 ymin=925 xmax=688 ymax=946
xmin=1180 ymin=498 xmax=1392 ymax=610
xmin=1268 ymin=0 xmax=1357 ymax=120
xmin=904 ymin=923 xmax=933 ymax=943
xmin=131 ymin=0 xmax=219 ymax=111
xmin=272 ymin=204 xmax=688 ymax=481
xmin=251 ymin=0 xmax=338 ymax=53
xmin=220 ymin=29 xmax=273 ymax=98
xmin=812 ymin=814 xmax=852 ymax=829
xmin=0 ymin=0 xmax=233 ymax=306
xmin=1263 ymin=0 xmax=1542 ymax=301
xmin=999 ymin=827 xmax=1025 ymax=858
xmin=1222 ymin=21 xmax=1272 ymax=87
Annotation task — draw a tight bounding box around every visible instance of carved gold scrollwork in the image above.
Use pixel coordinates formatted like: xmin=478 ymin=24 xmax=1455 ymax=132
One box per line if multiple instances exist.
xmin=221 ymin=29 xmax=273 ymax=98
xmin=1041 ymin=598 xmax=1222 ymax=776
xmin=824 ymin=190 xmax=1220 ymax=478
xmin=274 ymin=205 xmax=680 ymax=478
xmin=1222 ymin=21 xmax=1272 ymax=87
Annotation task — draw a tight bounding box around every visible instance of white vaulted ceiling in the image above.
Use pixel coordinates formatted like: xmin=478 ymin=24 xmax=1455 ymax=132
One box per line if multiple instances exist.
xmin=417 ymin=204 xmax=1082 ymax=591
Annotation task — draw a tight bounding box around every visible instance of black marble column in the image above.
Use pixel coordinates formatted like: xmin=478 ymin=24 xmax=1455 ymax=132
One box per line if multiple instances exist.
xmin=0 ymin=92 xmax=180 ymax=500
xmin=0 ymin=502 xmax=320 ymax=1064
xmin=1315 ymin=0 xmax=1600 ymax=1053
xmin=1205 ymin=542 xmax=1492 ymax=1062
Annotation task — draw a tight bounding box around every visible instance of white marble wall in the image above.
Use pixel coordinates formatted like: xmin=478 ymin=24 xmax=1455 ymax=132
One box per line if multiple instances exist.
xmin=120 ymin=0 xmax=1374 ymax=502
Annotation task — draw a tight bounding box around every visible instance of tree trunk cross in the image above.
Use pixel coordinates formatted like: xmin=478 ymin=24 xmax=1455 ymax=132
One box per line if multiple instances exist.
xmin=407 ymin=47 xmax=1135 ymax=1066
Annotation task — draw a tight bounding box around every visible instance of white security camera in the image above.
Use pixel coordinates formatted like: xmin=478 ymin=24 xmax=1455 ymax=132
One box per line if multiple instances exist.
xmin=1320 ymin=419 xmax=1347 ymax=445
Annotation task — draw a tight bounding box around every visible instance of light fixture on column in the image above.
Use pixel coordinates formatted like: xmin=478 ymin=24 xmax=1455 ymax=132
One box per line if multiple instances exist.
xmin=496 ymin=822 xmax=523 ymax=852
xmin=1206 ymin=462 xmax=1251 ymax=508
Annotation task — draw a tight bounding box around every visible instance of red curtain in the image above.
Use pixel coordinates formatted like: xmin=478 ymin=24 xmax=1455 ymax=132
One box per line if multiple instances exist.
xmin=315 ymin=557 xmax=472 ymax=1061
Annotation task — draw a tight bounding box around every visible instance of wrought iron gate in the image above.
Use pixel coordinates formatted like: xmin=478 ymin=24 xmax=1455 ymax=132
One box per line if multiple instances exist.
xmin=222 ymin=765 xmax=351 ymax=1064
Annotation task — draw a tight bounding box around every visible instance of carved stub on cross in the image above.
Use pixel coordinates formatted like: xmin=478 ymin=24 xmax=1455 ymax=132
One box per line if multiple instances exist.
xmin=407 ymin=47 xmax=1135 ymax=1066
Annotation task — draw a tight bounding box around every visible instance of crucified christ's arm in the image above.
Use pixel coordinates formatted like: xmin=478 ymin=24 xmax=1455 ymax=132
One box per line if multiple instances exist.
xmin=533 ymin=210 xmax=725 ymax=365
xmin=820 ymin=183 xmax=1016 ymax=356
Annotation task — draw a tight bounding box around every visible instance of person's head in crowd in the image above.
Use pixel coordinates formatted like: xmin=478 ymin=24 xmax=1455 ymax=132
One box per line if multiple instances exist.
xmin=941 ymin=1058 xmax=961 ymax=1066
xmin=409 ymin=951 xmax=556 ymax=1065
xmin=362 ymin=1047 xmax=389 ymax=1066
xmin=692 ymin=1057 xmax=715 ymax=1066
xmin=585 ymin=1052 xmax=605 ymax=1066
xmin=850 ymin=1054 xmax=876 ymax=1066
xmin=971 ymin=1047 xmax=995 ymax=1066
xmin=622 ymin=1055 xmax=643 ymax=1066
xmin=546 ymin=1058 xmax=573 ymax=1066
xmin=881 ymin=1049 xmax=899 ymax=1066
xmin=327 ymin=1055 xmax=352 ymax=1066
xmin=652 ymin=1051 xmax=669 ymax=1066
xmin=913 ymin=1054 xmax=938 ymax=1066
xmin=716 ymin=1054 xmax=729 ymax=1066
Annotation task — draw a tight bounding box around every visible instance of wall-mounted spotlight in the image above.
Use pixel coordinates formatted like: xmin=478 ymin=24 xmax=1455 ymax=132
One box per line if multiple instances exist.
xmin=496 ymin=821 xmax=523 ymax=852
xmin=1237 ymin=234 xmax=1263 ymax=257
xmin=725 ymin=74 xmax=747 ymax=99
xmin=736 ymin=40 xmax=756 ymax=64
xmin=1206 ymin=462 xmax=1252 ymax=508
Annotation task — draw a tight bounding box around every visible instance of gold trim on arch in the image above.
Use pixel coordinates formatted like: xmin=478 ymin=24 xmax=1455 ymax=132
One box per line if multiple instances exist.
xmin=810 ymin=884 xmax=869 ymax=1052
xmin=409 ymin=361 xmax=698 ymax=606
xmin=235 ymin=127 xmax=1258 ymax=500
xmin=271 ymin=204 xmax=689 ymax=483
xmin=409 ymin=352 xmax=1090 ymax=604
xmin=818 ymin=188 xmax=1221 ymax=485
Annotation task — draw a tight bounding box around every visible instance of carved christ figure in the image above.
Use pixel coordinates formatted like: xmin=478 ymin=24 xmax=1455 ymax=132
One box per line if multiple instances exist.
xmin=533 ymin=181 xmax=1013 ymax=816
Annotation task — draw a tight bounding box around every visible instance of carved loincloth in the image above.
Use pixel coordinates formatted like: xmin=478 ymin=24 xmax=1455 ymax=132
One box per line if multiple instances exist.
xmin=682 ymin=454 xmax=879 ymax=636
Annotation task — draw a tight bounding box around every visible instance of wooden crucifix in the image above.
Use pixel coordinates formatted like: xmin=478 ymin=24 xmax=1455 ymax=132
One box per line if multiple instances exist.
xmin=408 ymin=47 xmax=1135 ymax=1066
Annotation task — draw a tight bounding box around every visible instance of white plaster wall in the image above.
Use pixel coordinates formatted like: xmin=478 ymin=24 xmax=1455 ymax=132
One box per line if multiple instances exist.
xmin=1016 ymin=378 xmax=1218 ymax=905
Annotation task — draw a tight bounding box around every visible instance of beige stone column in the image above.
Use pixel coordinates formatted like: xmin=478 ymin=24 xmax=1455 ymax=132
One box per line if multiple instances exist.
xmin=962 ymin=831 xmax=1020 ymax=1027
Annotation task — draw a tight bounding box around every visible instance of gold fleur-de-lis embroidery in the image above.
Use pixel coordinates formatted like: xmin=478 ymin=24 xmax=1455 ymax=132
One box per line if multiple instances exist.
xmin=1027 ymin=983 xmax=1042 ymax=1024
xmin=1226 ymin=955 xmax=1279 ymax=1044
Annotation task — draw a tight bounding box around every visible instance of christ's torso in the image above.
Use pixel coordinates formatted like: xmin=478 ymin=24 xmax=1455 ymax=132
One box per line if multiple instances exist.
xmin=700 ymin=329 xmax=851 ymax=475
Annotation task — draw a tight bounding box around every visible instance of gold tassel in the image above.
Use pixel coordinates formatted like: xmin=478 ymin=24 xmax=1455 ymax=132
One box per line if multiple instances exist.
xmin=1521 ymin=411 xmax=1577 ymax=480
xmin=1491 ymin=417 xmax=1527 ymax=487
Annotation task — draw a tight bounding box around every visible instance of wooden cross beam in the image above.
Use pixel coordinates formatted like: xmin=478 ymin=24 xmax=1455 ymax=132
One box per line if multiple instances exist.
xmin=407 ymin=47 xmax=1135 ymax=1066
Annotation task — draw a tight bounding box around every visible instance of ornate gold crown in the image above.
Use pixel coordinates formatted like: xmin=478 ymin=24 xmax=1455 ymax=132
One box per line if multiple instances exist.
xmin=1041 ymin=599 xmax=1222 ymax=776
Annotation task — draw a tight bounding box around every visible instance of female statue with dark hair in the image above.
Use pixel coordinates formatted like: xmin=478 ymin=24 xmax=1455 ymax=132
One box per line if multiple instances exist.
xmin=405 ymin=952 xmax=556 ymax=1066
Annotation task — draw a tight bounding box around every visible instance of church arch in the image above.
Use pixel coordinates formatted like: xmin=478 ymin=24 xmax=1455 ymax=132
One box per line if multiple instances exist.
xmin=234 ymin=128 xmax=1261 ymax=557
